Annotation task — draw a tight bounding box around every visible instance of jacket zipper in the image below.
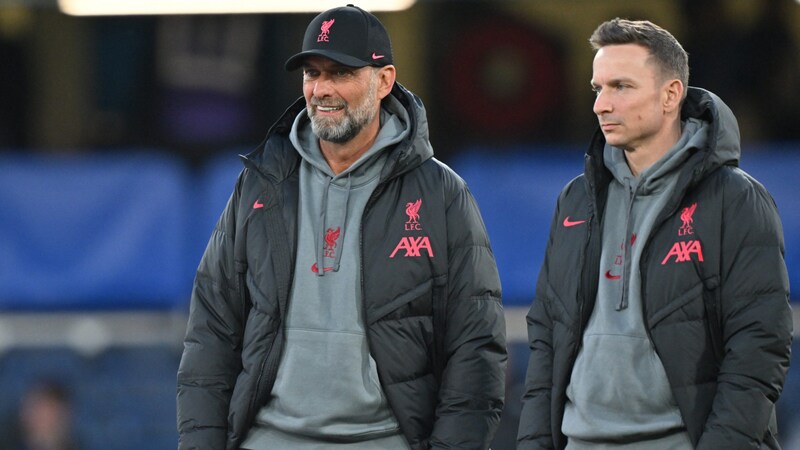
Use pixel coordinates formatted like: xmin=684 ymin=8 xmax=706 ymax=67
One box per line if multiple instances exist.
xmin=573 ymin=168 xmax=601 ymax=363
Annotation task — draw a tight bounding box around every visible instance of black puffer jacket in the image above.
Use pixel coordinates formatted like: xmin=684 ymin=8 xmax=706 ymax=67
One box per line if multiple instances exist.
xmin=518 ymin=88 xmax=792 ymax=449
xmin=177 ymin=83 xmax=507 ymax=450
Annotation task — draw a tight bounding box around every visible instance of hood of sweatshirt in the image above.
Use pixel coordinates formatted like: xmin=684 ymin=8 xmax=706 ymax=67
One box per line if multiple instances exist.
xmin=681 ymin=87 xmax=740 ymax=173
xmin=240 ymin=83 xmax=433 ymax=188
xmin=604 ymin=117 xmax=708 ymax=194
xmin=289 ymin=94 xmax=410 ymax=276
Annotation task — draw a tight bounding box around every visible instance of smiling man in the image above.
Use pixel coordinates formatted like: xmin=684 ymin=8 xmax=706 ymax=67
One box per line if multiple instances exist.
xmin=177 ymin=5 xmax=507 ymax=450
xmin=518 ymin=18 xmax=792 ymax=450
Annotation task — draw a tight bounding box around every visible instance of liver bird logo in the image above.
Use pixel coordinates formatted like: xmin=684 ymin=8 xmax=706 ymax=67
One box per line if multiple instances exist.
xmin=679 ymin=203 xmax=697 ymax=235
xmin=680 ymin=203 xmax=697 ymax=227
xmin=317 ymin=19 xmax=335 ymax=42
xmin=324 ymin=227 xmax=341 ymax=250
xmin=405 ymin=199 xmax=422 ymax=224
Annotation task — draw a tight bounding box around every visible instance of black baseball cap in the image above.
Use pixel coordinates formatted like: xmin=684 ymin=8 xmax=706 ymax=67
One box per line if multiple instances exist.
xmin=285 ymin=4 xmax=394 ymax=71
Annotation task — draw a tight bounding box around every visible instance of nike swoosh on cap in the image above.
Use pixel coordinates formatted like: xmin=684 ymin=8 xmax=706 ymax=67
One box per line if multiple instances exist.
xmin=371 ymin=52 xmax=384 ymax=60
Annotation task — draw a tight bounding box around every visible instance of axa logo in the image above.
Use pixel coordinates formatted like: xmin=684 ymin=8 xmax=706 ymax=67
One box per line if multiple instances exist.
xmin=390 ymin=236 xmax=434 ymax=258
xmin=679 ymin=203 xmax=697 ymax=236
xmin=323 ymin=227 xmax=340 ymax=258
xmin=661 ymin=240 xmax=704 ymax=265
xmin=405 ymin=198 xmax=422 ymax=231
xmin=317 ymin=19 xmax=334 ymax=42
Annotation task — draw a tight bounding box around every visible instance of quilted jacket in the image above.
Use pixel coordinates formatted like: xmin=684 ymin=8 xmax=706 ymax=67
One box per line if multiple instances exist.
xmin=177 ymin=83 xmax=507 ymax=450
xmin=518 ymin=88 xmax=792 ymax=450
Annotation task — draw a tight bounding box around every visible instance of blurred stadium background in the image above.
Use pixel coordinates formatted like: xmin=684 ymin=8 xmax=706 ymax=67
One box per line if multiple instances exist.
xmin=0 ymin=0 xmax=798 ymax=448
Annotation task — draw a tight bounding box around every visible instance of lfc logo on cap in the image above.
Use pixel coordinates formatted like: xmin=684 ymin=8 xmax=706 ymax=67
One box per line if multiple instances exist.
xmin=317 ymin=19 xmax=335 ymax=42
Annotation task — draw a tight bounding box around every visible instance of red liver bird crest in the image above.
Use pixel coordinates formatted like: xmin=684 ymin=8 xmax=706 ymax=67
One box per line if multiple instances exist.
xmin=405 ymin=199 xmax=422 ymax=224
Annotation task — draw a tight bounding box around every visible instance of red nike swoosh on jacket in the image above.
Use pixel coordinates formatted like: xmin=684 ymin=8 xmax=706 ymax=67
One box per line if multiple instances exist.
xmin=563 ymin=216 xmax=586 ymax=227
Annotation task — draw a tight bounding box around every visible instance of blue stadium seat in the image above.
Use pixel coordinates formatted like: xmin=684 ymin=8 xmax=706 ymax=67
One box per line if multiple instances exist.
xmin=449 ymin=147 xmax=583 ymax=306
xmin=0 ymin=151 xmax=194 ymax=310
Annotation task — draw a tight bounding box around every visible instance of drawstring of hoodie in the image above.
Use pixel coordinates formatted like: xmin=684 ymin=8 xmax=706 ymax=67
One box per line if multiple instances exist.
xmin=314 ymin=174 xmax=352 ymax=277
xmin=616 ymin=178 xmax=637 ymax=311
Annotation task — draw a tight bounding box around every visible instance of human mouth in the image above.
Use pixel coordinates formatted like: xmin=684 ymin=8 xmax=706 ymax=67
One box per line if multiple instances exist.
xmin=316 ymin=105 xmax=344 ymax=113
xmin=311 ymin=98 xmax=346 ymax=114
xmin=600 ymin=122 xmax=619 ymax=132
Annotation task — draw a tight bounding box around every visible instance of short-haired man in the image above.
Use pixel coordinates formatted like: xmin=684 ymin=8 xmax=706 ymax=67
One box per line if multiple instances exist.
xmin=177 ymin=5 xmax=507 ymax=450
xmin=518 ymin=18 xmax=791 ymax=449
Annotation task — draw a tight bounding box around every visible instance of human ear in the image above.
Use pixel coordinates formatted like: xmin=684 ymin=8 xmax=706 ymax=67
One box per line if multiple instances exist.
xmin=663 ymin=79 xmax=684 ymax=113
xmin=377 ymin=65 xmax=396 ymax=99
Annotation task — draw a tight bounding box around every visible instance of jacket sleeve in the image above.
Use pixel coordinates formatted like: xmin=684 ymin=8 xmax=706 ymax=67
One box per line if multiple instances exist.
xmin=517 ymin=201 xmax=561 ymax=450
xmin=696 ymin=176 xmax=792 ymax=449
xmin=429 ymin=183 xmax=507 ymax=450
xmin=177 ymin=175 xmax=248 ymax=450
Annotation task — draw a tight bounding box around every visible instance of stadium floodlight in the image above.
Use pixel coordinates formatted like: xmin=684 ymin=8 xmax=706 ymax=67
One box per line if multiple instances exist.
xmin=58 ymin=0 xmax=416 ymax=15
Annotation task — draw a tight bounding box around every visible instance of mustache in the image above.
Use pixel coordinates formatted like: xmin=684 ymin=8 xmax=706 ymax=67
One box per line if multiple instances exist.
xmin=310 ymin=98 xmax=347 ymax=109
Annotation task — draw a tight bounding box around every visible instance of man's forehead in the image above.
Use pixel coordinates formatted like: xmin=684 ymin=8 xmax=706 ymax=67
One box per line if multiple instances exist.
xmin=592 ymin=45 xmax=656 ymax=77
xmin=593 ymin=44 xmax=653 ymax=68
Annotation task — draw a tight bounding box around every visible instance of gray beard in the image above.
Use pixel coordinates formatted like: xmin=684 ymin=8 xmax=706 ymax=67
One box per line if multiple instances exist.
xmin=308 ymin=72 xmax=379 ymax=144
xmin=310 ymin=107 xmax=374 ymax=143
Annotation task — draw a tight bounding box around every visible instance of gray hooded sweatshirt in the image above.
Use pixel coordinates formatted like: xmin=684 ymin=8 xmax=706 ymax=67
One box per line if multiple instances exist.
xmin=242 ymin=96 xmax=412 ymax=449
xmin=562 ymin=118 xmax=709 ymax=449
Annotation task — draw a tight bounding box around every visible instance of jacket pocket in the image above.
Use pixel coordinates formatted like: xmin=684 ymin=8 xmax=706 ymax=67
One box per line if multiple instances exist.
xmin=700 ymin=275 xmax=723 ymax=364
xmin=371 ymin=278 xmax=434 ymax=323
xmin=648 ymin=279 xmax=705 ymax=328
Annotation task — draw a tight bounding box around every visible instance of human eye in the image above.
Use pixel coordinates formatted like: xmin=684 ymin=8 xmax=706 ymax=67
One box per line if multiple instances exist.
xmin=302 ymin=68 xmax=319 ymax=80
xmin=591 ymin=85 xmax=601 ymax=95
xmin=334 ymin=68 xmax=353 ymax=77
xmin=615 ymin=82 xmax=631 ymax=92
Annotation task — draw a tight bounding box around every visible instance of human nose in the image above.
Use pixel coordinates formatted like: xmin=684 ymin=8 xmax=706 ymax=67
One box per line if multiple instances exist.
xmin=312 ymin=75 xmax=334 ymax=97
xmin=593 ymin=90 xmax=612 ymax=116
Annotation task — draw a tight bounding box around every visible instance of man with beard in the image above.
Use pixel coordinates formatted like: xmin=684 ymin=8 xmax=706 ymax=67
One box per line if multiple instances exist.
xmin=177 ymin=5 xmax=507 ymax=450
